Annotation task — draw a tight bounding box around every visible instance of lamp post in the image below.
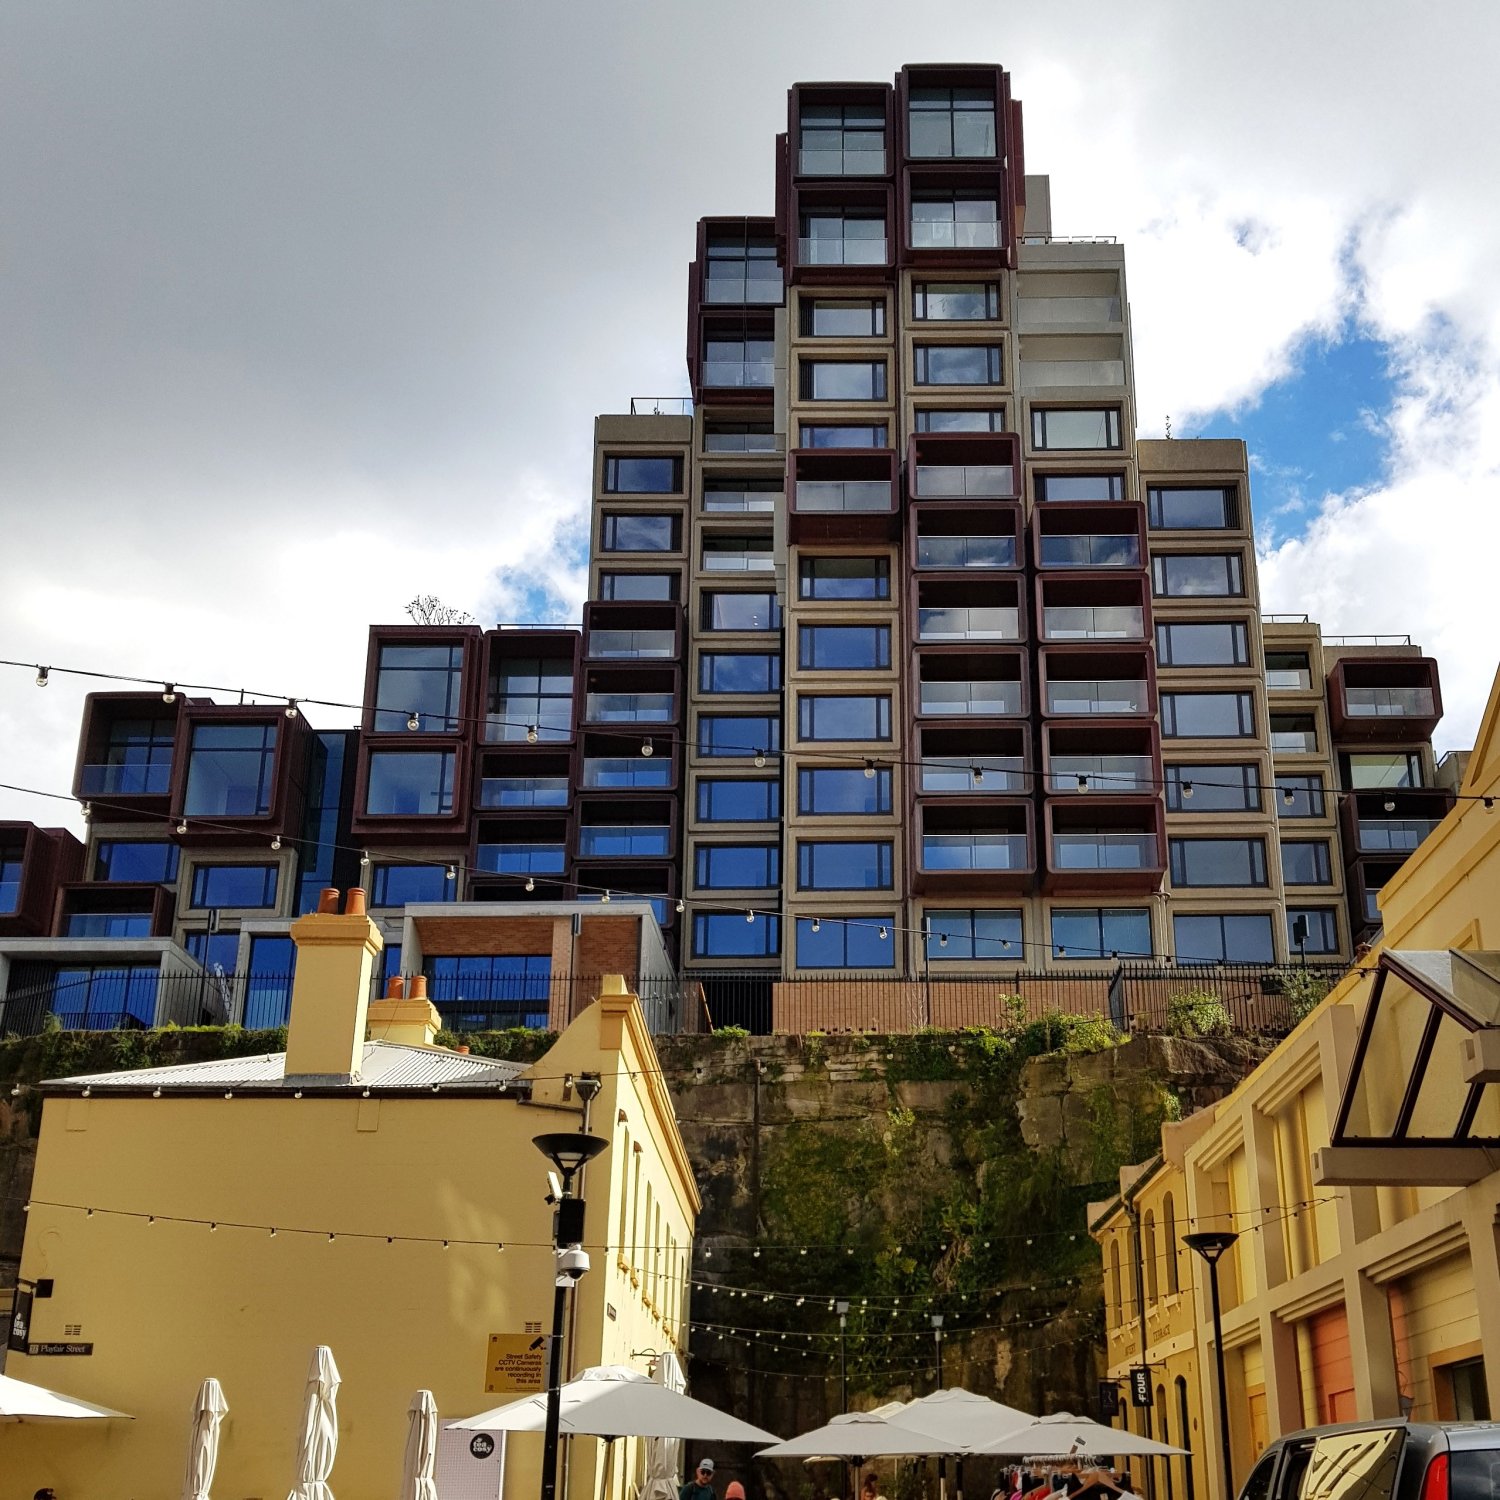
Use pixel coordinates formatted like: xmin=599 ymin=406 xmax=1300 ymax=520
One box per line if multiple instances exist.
xmin=932 ymin=1314 xmax=947 ymax=1500
xmin=836 ymin=1299 xmax=850 ymax=1411
xmin=1183 ymin=1231 xmax=1240 ymax=1500
xmin=534 ymin=1131 xmax=609 ymax=1500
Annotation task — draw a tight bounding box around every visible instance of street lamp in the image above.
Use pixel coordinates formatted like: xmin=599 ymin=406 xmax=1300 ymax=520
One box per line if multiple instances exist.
xmin=932 ymin=1314 xmax=947 ymax=1500
xmin=534 ymin=1131 xmax=609 ymax=1500
xmin=836 ymin=1299 xmax=850 ymax=1412
xmin=1184 ymin=1230 xmax=1240 ymax=1500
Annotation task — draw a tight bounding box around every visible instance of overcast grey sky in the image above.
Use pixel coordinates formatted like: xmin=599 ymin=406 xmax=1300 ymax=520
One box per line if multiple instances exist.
xmin=4 ymin=1 xmax=1500 ymax=829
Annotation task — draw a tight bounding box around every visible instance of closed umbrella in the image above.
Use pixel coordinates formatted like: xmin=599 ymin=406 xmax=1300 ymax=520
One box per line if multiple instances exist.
xmin=973 ymin=1413 xmax=1187 ymax=1459
xmin=400 ymin=1390 xmax=439 ymax=1500
xmin=287 ymin=1346 xmax=341 ymax=1500
xmin=0 ymin=1372 xmax=132 ymax=1422
xmin=182 ymin=1378 xmax=229 ymax=1500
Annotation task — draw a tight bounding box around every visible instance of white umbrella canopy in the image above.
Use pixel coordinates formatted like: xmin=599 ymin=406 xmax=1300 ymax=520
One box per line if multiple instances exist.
xmin=759 ymin=1411 xmax=969 ymax=1459
xmin=973 ymin=1414 xmax=1187 ymax=1459
xmin=400 ymin=1390 xmax=440 ymax=1500
xmin=182 ymin=1378 xmax=229 ymax=1500
xmin=287 ymin=1346 xmax=341 ymax=1500
xmin=450 ymin=1365 xmax=781 ymax=1444
xmin=0 ymin=1372 xmax=133 ymax=1422
xmin=895 ymin=1389 xmax=1035 ymax=1446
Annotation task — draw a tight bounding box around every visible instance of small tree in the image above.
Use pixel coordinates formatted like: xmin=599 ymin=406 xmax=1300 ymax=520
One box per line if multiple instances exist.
xmin=405 ymin=594 xmax=475 ymax=626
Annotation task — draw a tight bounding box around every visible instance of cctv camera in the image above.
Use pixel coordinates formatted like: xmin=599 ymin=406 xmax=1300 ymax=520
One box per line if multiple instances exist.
xmin=555 ymin=1245 xmax=591 ymax=1283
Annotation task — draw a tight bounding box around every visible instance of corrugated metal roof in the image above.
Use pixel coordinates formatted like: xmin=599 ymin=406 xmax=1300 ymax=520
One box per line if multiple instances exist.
xmin=48 ymin=1042 xmax=527 ymax=1091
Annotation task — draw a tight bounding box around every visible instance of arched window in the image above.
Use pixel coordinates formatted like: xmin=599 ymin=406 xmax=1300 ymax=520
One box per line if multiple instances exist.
xmin=617 ymin=1129 xmax=631 ymax=1258
xmin=1176 ymin=1376 xmax=1196 ymax=1500
xmin=1109 ymin=1239 xmax=1123 ymax=1328
xmin=1144 ymin=1209 xmax=1159 ymax=1304
xmin=1164 ymin=1191 xmax=1180 ymax=1294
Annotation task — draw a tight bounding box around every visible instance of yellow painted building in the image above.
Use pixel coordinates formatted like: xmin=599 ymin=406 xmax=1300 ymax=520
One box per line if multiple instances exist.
xmin=5 ymin=888 xmax=700 ymax=1498
xmin=1093 ymin=664 xmax=1500 ymax=1500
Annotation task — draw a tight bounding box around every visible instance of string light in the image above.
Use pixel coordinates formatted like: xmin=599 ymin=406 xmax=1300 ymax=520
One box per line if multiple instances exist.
xmin=359 ymin=850 xmax=371 ymax=868
xmin=446 ymin=865 xmax=458 ymax=881
xmin=162 ymin=683 xmax=176 ymax=704
xmin=641 ymin=738 xmax=654 ymax=758
xmin=745 ymin=910 xmax=755 ymax=923
xmin=526 ymin=725 xmax=539 ymax=743
xmin=864 ymin=759 xmax=876 ymax=780
xmin=675 ymin=898 xmax=685 ymax=913
xmin=176 ymin=819 xmax=188 ymax=834
xmin=1181 ymin=781 xmax=1194 ymax=799
xmin=270 ymin=835 xmax=282 ymax=851
xmin=285 ymin=699 xmax=298 ymax=719
xmin=972 ymin=766 xmax=984 ymax=785
xmin=524 ymin=877 xmax=535 ymax=892
xmin=810 ymin=918 xmax=820 ymax=933
xmin=753 ymin=749 xmax=766 ymax=768
xmin=1077 ymin=774 xmax=1089 ymax=792
xmin=34 ymin=666 xmax=48 ymax=687
xmin=600 ymin=889 xmax=610 ymax=903
xmin=406 ymin=711 xmax=421 ymax=732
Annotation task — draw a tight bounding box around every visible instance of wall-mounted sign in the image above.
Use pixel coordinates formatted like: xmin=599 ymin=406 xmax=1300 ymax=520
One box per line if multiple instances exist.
xmin=1098 ymin=1380 xmax=1120 ymax=1419
xmin=28 ymin=1341 xmax=94 ymax=1357
xmin=8 ymin=1288 xmax=33 ymax=1352
xmin=1129 ymin=1367 xmax=1152 ymax=1407
xmin=469 ymin=1433 xmax=496 ymax=1460
xmin=485 ymin=1332 xmax=548 ymax=1394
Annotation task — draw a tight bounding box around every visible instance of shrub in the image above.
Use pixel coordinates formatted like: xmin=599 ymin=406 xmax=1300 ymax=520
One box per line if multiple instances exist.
xmin=1282 ymin=967 xmax=1336 ymax=1024
xmin=1165 ymin=988 xmax=1231 ymax=1037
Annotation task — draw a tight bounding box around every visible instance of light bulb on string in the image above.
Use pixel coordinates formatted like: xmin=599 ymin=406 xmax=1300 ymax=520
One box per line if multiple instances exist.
xmin=641 ymin=738 xmax=654 ymax=757
xmin=745 ymin=910 xmax=755 ymax=923
xmin=1181 ymin=781 xmax=1194 ymax=799
xmin=176 ymin=819 xmax=188 ymax=835
xmin=162 ymin=683 xmax=176 ymax=704
xmin=285 ymin=699 xmax=298 ymax=718
xmin=810 ymin=918 xmax=820 ymax=933
xmin=601 ymin=890 xmax=610 ymax=904
xmin=34 ymin=666 xmax=49 ymax=687
xmin=754 ymin=748 xmax=766 ymax=768
xmin=271 ymin=835 xmax=282 ymax=851
xmin=359 ymin=850 xmax=371 ymax=868
xmin=406 ymin=711 xmax=421 ymax=731
xmin=676 ymin=898 xmax=685 ymax=913
xmin=526 ymin=725 xmax=538 ymax=743
xmin=446 ymin=865 xmax=457 ymax=881
xmin=525 ymin=877 xmax=535 ymax=892
xmin=864 ymin=759 xmax=876 ymax=780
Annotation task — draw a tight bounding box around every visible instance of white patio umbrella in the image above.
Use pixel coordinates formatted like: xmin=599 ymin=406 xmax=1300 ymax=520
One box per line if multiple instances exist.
xmin=182 ymin=1378 xmax=229 ymax=1500
xmin=894 ymin=1388 xmax=1038 ymax=1500
xmin=758 ymin=1410 xmax=968 ymax=1459
xmin=399 ymin=1390 xmax=439 ymax=1500
xmin=450 ymin=1364 xmax=780 ymax=1443
xmin=972 ymin=1413 xmax=1187 ymax=1459
xmin=0 ymin=1371 xmax=133 ymax=1422
xmin=287 ymin=1346 xmax=341 ymax=1500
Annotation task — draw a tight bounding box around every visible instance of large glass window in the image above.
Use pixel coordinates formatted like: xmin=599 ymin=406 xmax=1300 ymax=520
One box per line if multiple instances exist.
xmin=914 ymin=344 xmax=1002 ymax=385
xmin=65 ymin=912 xmax=153 ymax=938
xmin=795 ymin=916 xmax=896 ymax=969
xmin=599 ymin=572 xmax=677 ymax=601
xmin=799 ymin=423 xmax=888 ymax=449
xmin=94 ymin=841 xmax=180 ymax=883
xmin=371 ymin=864 xmax=455 ymax=907
xmin=1287 ymin=907 xmax=1340 ymax=955
xmin=476 ymin=842 xmax=565 ymax=875
xmin=698 ymin=652 xmax=781 ymax=694
xmin=1050 ymin=908 xmax=1152 ymax=960
xmin=798 ymin=695 xmax=892 ymax=741
xmin=909 ymin=86 xmax=996 ymax=158
xmin=183 ymin=723 xmax=278 ymax=817
xmin=798 ymin=103 xmax=885 ymax=175
xmin=1153 ymin=553 xmax=1244 ymax=597
xmin=701 ymin=592 xmax=781 ymax=631
xmin=1173 ymin=913 xmax=1275 ymax=963
xmin=1032 ymin=408 xmax=1121 ymax=450
xmin=1036 ymin=473 xmax=1126 ymax=502
xmin=696 ymin=778 xmax=781 ymax=822
xmin=1281 ymin=840 xmax=1333 ymax=886
xmin=703 ymin=422 xmax=776 ymax=453
xmin=16 ymin=961 xmax=160 ymax=1029
xmin=703 ymin=231 xmax=781 ymax=305
xmin=694 ymin=844 xmax=780 ymax=890
xmin=373 ymin=643 xmax=464 ymax=733
xmin=701 ymin=535 xmax=773 ymax=572
xmin=365 ymin=750 xmax=456 ymax=816
xmin=911 ymin=194 xmax=998 ymax=249
xmin=703 ymin=334 xmax=774 ymax=388
xmin=1168 ymin=838 xmax=1268 ymax=887
xmin=1156 ymin=621 xmax=1250 ymax=667
xmin=926 ymin=908 xmax=1023 ymax=960
xmin=800 ymin=210 xmax=887 ymax=267
xmin=243 ymin=934 xmax=296 ymax=1029
xmin=801 ymin=299 xmax=886 ymax=337
xmin=798 ymin=766 xmax=893 ymax=816
xmin=185 ymin=930 xmax=240 ymax=974
xmin=0 ymin=841 xmax=21 ymax=914
xmin=604 ymin=456 xmax=682 ymax=493
xmin=488 ymin=657 xmax=573 ymax=743
xmin=800 ymin=360 xmax=887 ymax=401
xmin=797 ymin=840 xmax=894 ymax=890
xmin=799 ymin=557 xmax=890 ymax=600
xmin=87 ymin=717 xmax=175 ymax=795
xmin=697 ymin=714 xmax=780 ymax=759
xmin=1270 ymin=713 xmax=1319 ymax=753
xmin=601 ymin=514 xmax=678 ymax=552
xmin=426 ymin=955 xmax=552 ymax=1032
xmin=692 ymin=912 xmax=780 ymax=959
xmin=914 ymin=408 xmax=1006 ymax=432
xmin=1147 ymin=486 xmax=1238 ymax=529
xmin=798 ymin=625 xmax=891 ymax=671
xmin=1345 ymin=752 xmax=1424 ymax=789
xmin=912 ymin=282 xmax=1000 ymax=320
xmin=190 ymin=864 xmax=278 ymax=909
xmin=1161 ymin=692 xmax=1256 ymax=739
xmin=1165 ymin=764 xmax=1261 ymax=813
xmin=1276 ymin=773 xmax=1327 ymax=817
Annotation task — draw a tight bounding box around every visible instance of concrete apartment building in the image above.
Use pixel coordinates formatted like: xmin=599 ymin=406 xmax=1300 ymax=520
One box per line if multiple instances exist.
xmin=0 ymin=61 xmax=1453 ymax=1034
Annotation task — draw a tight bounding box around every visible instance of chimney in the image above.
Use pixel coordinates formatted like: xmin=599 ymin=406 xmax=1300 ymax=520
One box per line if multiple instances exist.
xmin=366 ymin=972 xmax=444 ymax=1050
xmin=283 ymin=888 xmax=384 ymax=1082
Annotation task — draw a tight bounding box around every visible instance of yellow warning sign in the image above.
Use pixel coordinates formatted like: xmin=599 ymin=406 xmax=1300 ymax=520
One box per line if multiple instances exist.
xmin=485 ymin=1332 xmax=548 ymax=1394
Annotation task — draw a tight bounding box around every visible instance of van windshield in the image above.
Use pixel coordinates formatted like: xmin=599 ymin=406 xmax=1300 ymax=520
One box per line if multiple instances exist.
xmin=1302 ymin=1429 xmax=1404 ymax=1500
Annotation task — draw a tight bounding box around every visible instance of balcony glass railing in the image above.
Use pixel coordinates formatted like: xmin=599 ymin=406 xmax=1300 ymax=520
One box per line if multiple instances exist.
xmin=917 ymin=535 xmax=1016 ymax=570
xmin=1024 ymin=360 xmax=1127 ymax=387
xmin=914 ymin=464 xmax=1015 ymax=498
xmin=588 ymin=630 xmax=676 ymax=659
xmin=1016 ymin=295 xmax=1123 ymax=326
xmin=703 ymin=431 xmax=778 ymax=453
xmin=1042 ymin=605 xmax=1143 ymax=640
xmin=910 ymin=220 xmax=999 ymax=250
xmin=1045 ymin=679 xmax=1149 ymax=716
xmin=584 ymin=693 xmax=675 ymax=723
xmin=577 ymin=825 xmax=673 ymax=858
xmin=64 ymin=913 xmax=154 ymax=938
xmin=485 ymin=703 xmax=572 ymax=742
xmin=703 ymin=274 xmax=783 ymax=306
xmin=582 ymin=757 xmax=673 ymax=790
xmin=799 ymin=147 xmax=887 ymax=176
xmin=1266 ymin=669 xmax=1313 ymax=691
xmin=79 ymin=761 xmax=173 ymax=795
xmin=1038 ymin=535 xmax=1140 ymax=568
xmin=1357 ymin=818 xmax=1442 ymax=852
xmin=1046 ymin=756 xmax=1155 ymax=794
xmin=795 ymin=480 xmax=891 ymax=512
xmin=1051 ymin=832 xmax=1157 ymax=870
xmin=479 ymin=776 xmax=571 ymax=809
xmin=919 ymin=681 xmax=1022 ymax=716
xmin=919 ymin=758 xmax=1025 ymax=794
xmin=701 ymin=360 xmax=775 ymax=388
xmin=917 ymin=606 xmax=1020 ymax=641
xmin=921 ymin=833 xmax=1029 ymax=871
xmin=798 ymin=236 xmax=888 ymax=266
xmin=702 ymin=550 xmax=774 ymax=572
xmin=476 ymin=843 xmax=566 ymax=875
xmin=1271 ymin=729 xmax=1319 ymax=753
xmin=1344 ymin=686 xmax=1435 ymax=717
xmin=703 ymin=490 xmax=778 ymax=513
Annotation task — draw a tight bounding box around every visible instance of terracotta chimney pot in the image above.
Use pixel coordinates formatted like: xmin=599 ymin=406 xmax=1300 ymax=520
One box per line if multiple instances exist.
xmin=345 ymin=888 xmax=367 ymax=917
xmin=317 ymin=888 xmax=340 ymax=914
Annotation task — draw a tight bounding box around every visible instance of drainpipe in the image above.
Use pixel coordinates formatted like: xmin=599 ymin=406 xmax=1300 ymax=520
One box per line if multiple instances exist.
xmin=1124 ymin=1199 xmax=1157 ymax=1500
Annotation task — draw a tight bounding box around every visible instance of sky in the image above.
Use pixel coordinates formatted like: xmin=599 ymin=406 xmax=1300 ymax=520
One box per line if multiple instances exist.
xmin=4 ymin=0 xmax=1499 ymax=831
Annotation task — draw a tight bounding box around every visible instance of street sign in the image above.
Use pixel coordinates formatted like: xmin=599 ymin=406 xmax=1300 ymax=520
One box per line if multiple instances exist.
xmin=1129 ymin=1366 xmax=1153 ymax=1407
xmin=485 ymin=1332 xmax=548 ymax=1394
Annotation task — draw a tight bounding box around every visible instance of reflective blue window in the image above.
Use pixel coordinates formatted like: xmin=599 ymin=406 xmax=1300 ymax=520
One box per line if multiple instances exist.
xmin=694 ymin=844 xmax=780 ymax=890
xmin=476 ymin=843 xmax=566 ymax=874
xmin=795 ymin=915 xmax=896 ymax=969
xmin=487 ymin=658 xmax=573 ymax=744
xmin=64 ymin=913 xmax=153 ymax=938
xmin=244 ymin=935 xmax=296 ymax=1029
xmin=796 ymin=841 xmax=894 ymax=891
xmin=0 ymin=841 xmax=24 ymax=913
xmin=798 ymin=557 xmax=890 ymax=600
xmin=1050 ymin=908 xmax=1152 ymax=960
xmin=926 ymin=909 xmax=1022 ymax=960
xmin=186 ymin=931 xmax=240 ymax=973
xmin=577 ymin=824 xmax=672 ymax=858
xmin=95 ymin=840 xmax=180 ymax=884
xmin=798 ymin=767 xmax=892 ymax=816
xmin=297 ymin=731 xmax=351 ymax=915
xmin=798 ymin=625 xmax=891 ymax=671
xmin=701 ymin=592 xmax=781 ymax=631
xmin=426 ymin=955 xmax=553 ymax=1031
xmin=699 ymin=652 xmax=781 ymax=694
xmin=83 ymin=718 xmax=175 ymax=795
xmin=692 ymin=913 xmax=780 ymax=959
xmin=366 ymin=750 xmax=456 ymax=816
xmin=189 ymin=864 xmax=278 ymax=909
xmin=799 ymin=424 xmax=887 ymax=449
xmin=371 ymin=864 xmax=456 ymax=907
xmin=696 ymin=778 xmax=781 ymax=822
xmin=373 ymin=643 xmax=465 ymax=733
xmin=183 ymin=723 xmax=278 ymax=816
xmin=604 ymin=456 xmax=682 ymax=493
xmin=1173 ymin=913 xmax=1275 ymax=963
xmin=797 ymin=695 xmax=891 ymax=741
xmin=23 ymin=963 xmax=160 ymax=1029
xmin=697 ymin=714 xmax=780 ymax=759
xmin=602 ymin=513 xmax=678 ymax=552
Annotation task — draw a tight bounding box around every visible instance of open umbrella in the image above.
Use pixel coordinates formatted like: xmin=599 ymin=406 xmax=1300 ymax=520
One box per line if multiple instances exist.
xmin=182 ymin=1378 xmax=229 ymax=1500
xmin=400 ymin=1390 xmax=439 ymax=1500
xmin=0 ymin=1372 xmax=132 ymax=1422
xmin=288 ymin=1346 xmax=341 ymax=1500
xmin=973 ymin=1413 xmax=1187 ymax=1459
xmin=895 ymin=1387 xmax=1037 ymax=1500
xmin=450 ymin=1364 xmax=780 ymax=1443
xmin=758 ymin=1411 xmax=968 ymax=1459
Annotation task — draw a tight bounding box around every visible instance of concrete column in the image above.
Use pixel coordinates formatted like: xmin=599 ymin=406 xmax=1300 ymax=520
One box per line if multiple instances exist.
xmin=1345 ymin=1267 xmax=1400 ymax=1418
xmin=1461 ymin=1189 xmax=1500 ymax=1404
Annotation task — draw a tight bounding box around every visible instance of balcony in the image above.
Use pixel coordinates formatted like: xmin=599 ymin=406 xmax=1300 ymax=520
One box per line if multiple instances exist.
xmin=1051 ymin=832 xmax=1158 ymax=870
xmin=922 ymin=833 xmax=1028 ymax=870
xmin=1265 ymin=650 xmax=1313 ymax=692
xmin=79 ymin=761 xmax=173 ymax=796
xmin=1024 ymin=359 xmax=1127 ymax=387
xmin=918 ymin=606 xmax=1019 ymax=642
xmin=72 ymin=693 xmax=182 ymax=820
xmin=789 ymin=183 xmax=895 ymax=283
xmin=577 ymin=825 xmax=674 ymax=859
xmin=1039 ymin=534 xmax=1140 ymax=569
xmin=55 ymin=881 xmax=176 ymax=941
xmin=702 ymin=482 xmax=779 ymax=514
xmin=479 ymin=776 xmax=571 ymax=809
xmin=913 ymin=464 xmax=1014 ymax=498
xmin=582 ymin=757 xmax=674 ymax=790
xmin=475 ymin=843 xmax=567 ymax=875
xmin=916 ymin=725 xmax=1029 ymax=796
xmin=1340 ymin=788 xmax=1454 ymax=865
xmin=794 ymin=480 xmax=890 ymax=512
xmin=587 ymin=629 xmax=677 ymax=659
xmin=1042 ymin=605 xmax=1144 ymax=641
xmin=1270 ymin=718 xmax=1319 ymax=754
xmin=1354 ymin=818 xmax=1442 ymax=853
xmin=914 ymin=801 xmax=1033 ymax=894
xmin=701 ymin=543 xmax=774 ymax=573
xmin=798 ymin=234 xmax=888 ymax=266
xmin=1046 ymin=678 xmax=1149 ymax=716
xmin=1046 ymin=755 xmax=1155 ymax=795
xmin=1043 ymin=722 xmax=1160 ymax=806
xmin=916 ymin=532 xmax=1016 ymax=570
xmin=800 ymin=146 xmax=887 ymax=176
xmin=789 ymin=449 xmax=898 ymax=543
xmin=907 ymin=433 xmax=1021 ymax=504
xmin=910 ymin=219 xmax=999 ymax=251
xmin=1016 ymin=295 xmax=1122 ymax=328
xmin=918 ymin=679 xmax=1022 ymax=717
xmin=584 ymin=693 xmax=675 ymax=724
xmin=1044 ymin=801 xmax=1164 ymax=893
xmin=701 ymin=359 xmax=775 ymax=388
xmin=1327 ymin=656 xmax=1442 ymax=742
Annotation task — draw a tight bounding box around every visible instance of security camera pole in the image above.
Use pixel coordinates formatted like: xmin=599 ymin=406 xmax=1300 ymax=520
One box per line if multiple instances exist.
xmin=534 ymin=1132 xmax=609 ymax=1500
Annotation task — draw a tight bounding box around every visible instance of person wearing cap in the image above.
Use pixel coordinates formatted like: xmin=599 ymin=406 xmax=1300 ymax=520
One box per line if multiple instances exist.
xmin=681 ymin=1459 xmax=718 ymax=1500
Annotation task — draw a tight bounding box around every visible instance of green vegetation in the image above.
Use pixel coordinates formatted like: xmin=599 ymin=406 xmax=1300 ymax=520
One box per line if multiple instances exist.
xmin=1282 ymin=967 xmax=1337 ymax=1024
xmin=1164 ymin=988 xmax=1232 ymax=1037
